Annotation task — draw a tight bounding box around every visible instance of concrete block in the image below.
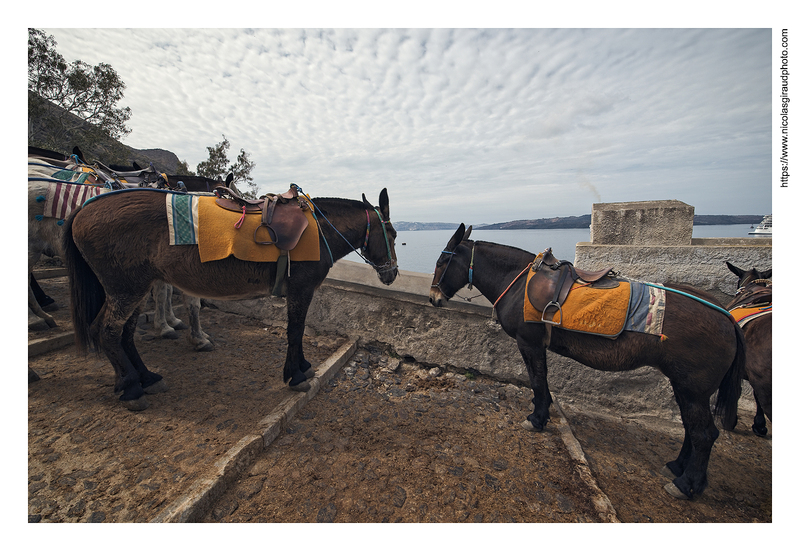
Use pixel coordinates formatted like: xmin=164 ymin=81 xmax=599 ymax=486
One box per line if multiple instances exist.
xmin=590 ymin=200 xmax=694 ymax=245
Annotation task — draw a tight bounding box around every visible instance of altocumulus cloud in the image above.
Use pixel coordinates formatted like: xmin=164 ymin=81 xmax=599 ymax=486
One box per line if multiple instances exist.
xmin=45 ymin=28 xmax=771 ymax=223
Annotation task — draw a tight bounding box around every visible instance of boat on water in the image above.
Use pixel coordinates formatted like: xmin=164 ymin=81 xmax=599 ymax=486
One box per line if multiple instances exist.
xmin=748 ymin=214 xmax=772 ymax=235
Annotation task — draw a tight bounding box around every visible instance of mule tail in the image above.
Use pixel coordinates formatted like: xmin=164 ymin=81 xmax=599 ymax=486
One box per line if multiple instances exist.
xmin=62 ymin=209 xmax=105 ymax=355
xmin=714 ymin=321 xmax=746 ymax=431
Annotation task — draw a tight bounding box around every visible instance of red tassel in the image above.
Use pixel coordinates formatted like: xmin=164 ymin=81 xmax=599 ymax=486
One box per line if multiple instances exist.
xmin=659 ymin=334 xmax=668 ymax=342
xmin=234 ymin=206 xmax=246 ymax=229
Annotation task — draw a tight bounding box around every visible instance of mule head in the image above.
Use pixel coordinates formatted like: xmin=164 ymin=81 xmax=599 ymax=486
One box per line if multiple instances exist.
xmin=429 ymin=223 xmax=473 ymax=307
xmin=361 ymin=188 xmax=398 ymax=285
xmin=726 ymin=261 xmax=772 ymax=289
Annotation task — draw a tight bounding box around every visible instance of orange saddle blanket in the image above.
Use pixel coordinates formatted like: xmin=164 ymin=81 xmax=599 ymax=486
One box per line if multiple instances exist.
xmin=522 ymin=266 xmax=666 ymax=338
xmin=730 ymin=305 xmax=772 ymax=327
xmin=524 ymin=267 xmax=631 ymax=337
xmin=166 ymin=194 xmax=320 ymax=263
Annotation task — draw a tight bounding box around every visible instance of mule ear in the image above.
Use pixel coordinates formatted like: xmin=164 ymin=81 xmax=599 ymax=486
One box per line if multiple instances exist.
xmin=463 ymin=225 xmax=473 ymax=241
xmin=762 ymin=269 xmax=772 ymax=279
xmin=362 ymin=193 xmax=375 ymax=210
xmin=226 ymin=173 xmax=234 ymax=186
xmin=445 ymin=223 xmax=467 ymax=251
xmin=72 ymin=146 xmax=84 ymax=162
xmin=379 ymin=188 xmax=390 ymax=220
xmin=726 ymin=261 xmax=744 ymax=277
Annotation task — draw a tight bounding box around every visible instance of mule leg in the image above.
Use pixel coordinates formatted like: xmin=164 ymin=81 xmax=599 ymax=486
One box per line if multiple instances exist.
xmin=664 ymin=389 xmax=719 ymax=499
xmin=90 ymin=296 xmax=152 ymax=410
xmin=751 ymin=394 xmax=768 ymax=437
xmin=28 ymin=274 xmax=57 ymax=330
xmin=152 ymin=281 xmax=181 ymax=340
xmin=517 ymin=340 xmax=553 ymax=432
xmin=121 ymin=305 xmax=166 ymax=394
xmin=184 ymin=294 xmax=214 ymax=352
xmin=747 ymin=338 xmax=772 ymax=434
xmin=163 ymin=284 xmax=189 ymax=330
xmin=283 ymin=284 xmax=316 ymax=391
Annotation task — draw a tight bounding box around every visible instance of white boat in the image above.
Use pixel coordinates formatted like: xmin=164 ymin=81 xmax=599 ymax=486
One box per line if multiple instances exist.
xmin=748 ymin=214 xmax=772 ymax=235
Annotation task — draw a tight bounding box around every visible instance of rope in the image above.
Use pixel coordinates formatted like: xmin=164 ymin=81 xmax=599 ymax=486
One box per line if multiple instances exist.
xmin=491 ymin=262 xmax=533 ymax=317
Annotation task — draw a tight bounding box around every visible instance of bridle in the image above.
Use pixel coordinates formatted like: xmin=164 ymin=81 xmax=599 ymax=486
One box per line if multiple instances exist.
xmin=431 ymin=241 xmax=481 ymax=301
xmin=295 ymin=185 xmax=397 ymax=274
xmin=361 ymin=207 xmax=397 ymax=273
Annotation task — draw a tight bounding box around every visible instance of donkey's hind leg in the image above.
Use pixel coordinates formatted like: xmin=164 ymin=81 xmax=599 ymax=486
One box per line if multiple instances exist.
xmin=185 ymin=294 xmax=214 ymax=352
xmin=152 ymin=281 xmax=184 ymax=340
xmin=751 ymin=394 xmax=768 ymax=437
xmin=90 ymin=295 xmax=153 ymax=410
xmin=121 ymin=305 xmax=166 ymax=395
xmin=663 ymin=389 xmax=719 ymax=499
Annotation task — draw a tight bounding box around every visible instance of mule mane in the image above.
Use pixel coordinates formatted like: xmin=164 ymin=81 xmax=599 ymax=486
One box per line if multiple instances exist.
xmin=468 ymin=240 xmax=537 ymax=270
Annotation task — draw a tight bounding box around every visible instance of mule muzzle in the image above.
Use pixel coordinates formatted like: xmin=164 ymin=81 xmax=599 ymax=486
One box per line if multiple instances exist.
xmin=429 ymin=287 xmax=448 ymax=308
xmin=379 ymin=265 xmax=399 ymax=285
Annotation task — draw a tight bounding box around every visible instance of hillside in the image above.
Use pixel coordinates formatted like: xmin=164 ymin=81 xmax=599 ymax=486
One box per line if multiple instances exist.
xmin=478 ymin=215 xmax=592 ymax=230
xmin=28 ymin=92 xmax=182 ymax=173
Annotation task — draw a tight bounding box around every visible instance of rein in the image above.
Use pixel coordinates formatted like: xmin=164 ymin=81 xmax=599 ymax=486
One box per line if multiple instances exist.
xmin=295 ymin=186 xmax=396 ymax=273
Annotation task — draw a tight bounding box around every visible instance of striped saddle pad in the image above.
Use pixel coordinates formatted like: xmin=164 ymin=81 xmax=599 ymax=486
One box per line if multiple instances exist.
xmin=40 ymin=182 xmax=105 ymax=222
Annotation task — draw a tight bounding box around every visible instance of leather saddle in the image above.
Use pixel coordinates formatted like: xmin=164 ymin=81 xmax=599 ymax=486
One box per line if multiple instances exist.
xmin=213 ymin=184 xmax=310 ymax=251
xmin=527 ymin=248 xmax=616 ymax=325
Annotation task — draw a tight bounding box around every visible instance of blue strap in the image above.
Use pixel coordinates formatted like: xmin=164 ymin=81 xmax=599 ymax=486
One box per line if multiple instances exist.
xmin=642 ymin=282 xmax=734 ymax=319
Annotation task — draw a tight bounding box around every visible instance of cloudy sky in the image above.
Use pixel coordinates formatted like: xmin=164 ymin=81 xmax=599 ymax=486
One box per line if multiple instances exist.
xmin=36 ymin=25 xmax=773 ymax=224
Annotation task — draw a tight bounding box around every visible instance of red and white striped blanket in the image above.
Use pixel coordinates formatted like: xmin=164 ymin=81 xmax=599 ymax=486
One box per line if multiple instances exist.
xmin=43 ymin=181 xmax=105 ymax=221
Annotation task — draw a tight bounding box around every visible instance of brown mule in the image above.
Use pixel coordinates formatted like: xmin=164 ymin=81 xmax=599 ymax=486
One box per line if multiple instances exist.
xmin=62 ymin=187 xmax=397 ymax=410
xmin=726 ymin=261 xmax=772 ymax=437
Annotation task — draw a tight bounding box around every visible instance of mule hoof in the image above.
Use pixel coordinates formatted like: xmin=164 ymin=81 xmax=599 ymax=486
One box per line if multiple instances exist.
xmin=289 ymin=381 xmax=311 ymax=392
xmin=172 ymin=321 xmax=189 ymax=330
xmin=160 ymin=330 xmax=180 ymax=340
xmin=660 ymin=465 xmax=676 ymax=479
xmin=521 ymin=420 xmax=541 ymax=432
xmin=122 ymin=396 xmax=150 ymax=411
xmin=752 ymin=424 xmax=768 ymax=437
xmin=663 ymin=482 xmax=690 ymax=500
xmin=29 ymin=319 xmax=53 ymax=331
xmin=194 ymin=341 xmax=215 ymax=352
xmin=302 ymin=367 xmax=316 ymax=378
xmin=144 ymin=380 xmax=168 ymax=394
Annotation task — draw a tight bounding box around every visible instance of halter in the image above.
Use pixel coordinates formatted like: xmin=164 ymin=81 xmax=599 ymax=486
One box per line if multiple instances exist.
xmin=362 ymin=207 xmax=395 ymax=269
xmin=431 ymin=241 xmax=483 ymax=301
xmin=735 ymin=278 xmax=771 ymax=295
xmin=295 ymin=186 xmax=397 ymax=274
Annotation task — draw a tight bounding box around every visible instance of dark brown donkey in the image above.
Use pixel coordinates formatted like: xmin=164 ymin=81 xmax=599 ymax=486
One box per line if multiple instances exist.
xmin=726 ymin=261 xmax=772 ymax=436
xmin=62 ymin=187 xmax=397 ymax=411
xmin=429 ymin=224 xmax=746 ymax=500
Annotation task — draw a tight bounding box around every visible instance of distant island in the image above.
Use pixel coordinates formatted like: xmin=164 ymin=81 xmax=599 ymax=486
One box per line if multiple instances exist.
xmin=393 ymin=222 xmax=463 ymax=231
xmin=395 ymin=215 xmax=765 ymax=231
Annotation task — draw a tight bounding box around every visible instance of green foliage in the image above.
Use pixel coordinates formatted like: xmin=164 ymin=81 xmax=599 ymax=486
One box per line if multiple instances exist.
xmin=28 ymin=29 xmax=131 ymax=151
xmin=175 ymin=159 xmax=195 ymax=176
xmin=196 ymin=135 xmax=257 ymax=198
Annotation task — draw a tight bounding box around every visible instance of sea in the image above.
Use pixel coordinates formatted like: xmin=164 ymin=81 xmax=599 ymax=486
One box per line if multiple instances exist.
xmin=344 ymin=224 xmax=766 ymax=274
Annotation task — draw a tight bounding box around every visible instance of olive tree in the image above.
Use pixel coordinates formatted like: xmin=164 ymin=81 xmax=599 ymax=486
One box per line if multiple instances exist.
xmin=196 ymin=135 xmax=258 ymax=198
xmin=28 ymin=28 xmax=131 ymax=153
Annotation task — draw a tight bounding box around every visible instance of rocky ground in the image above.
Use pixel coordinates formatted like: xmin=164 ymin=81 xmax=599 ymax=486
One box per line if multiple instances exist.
xmin=28 ymin=273 xmax=772 ymax=523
